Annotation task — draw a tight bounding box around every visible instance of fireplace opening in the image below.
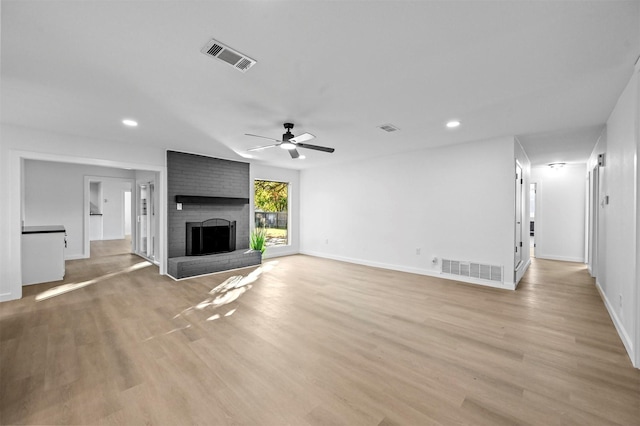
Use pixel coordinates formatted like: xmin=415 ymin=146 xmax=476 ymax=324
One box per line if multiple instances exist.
xmin=186 ymin=218 xmax=236 ymax=256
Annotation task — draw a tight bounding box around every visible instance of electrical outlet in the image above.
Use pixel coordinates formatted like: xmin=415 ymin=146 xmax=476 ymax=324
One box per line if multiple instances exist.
xmin=325 ymin=239 xmax=329 ymax=244
xmin=619 ymin=294 xmax=622 ymax=307
xmin=432 ymin=257 xmax=438 ymax=264
xmin=416 ymin=248 xmax=421 ymax=255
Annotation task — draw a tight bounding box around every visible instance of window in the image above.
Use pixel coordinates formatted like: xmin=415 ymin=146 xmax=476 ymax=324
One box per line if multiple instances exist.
xmin=254 ymin=179 xmax=288 ymax=247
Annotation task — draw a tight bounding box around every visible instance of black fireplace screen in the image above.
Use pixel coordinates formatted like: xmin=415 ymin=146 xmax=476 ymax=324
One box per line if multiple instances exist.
xmin=186 ymin=218 xmax=236 ymax=256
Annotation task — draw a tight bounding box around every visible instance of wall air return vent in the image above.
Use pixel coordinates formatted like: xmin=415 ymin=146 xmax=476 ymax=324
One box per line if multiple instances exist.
xmin=441 ymin=259 xmax=503 ymax=283
xmin=201 ymin=39 xmax=257 ymax=73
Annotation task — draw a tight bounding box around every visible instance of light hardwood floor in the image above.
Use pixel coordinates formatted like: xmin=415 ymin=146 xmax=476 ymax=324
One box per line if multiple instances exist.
xmin=1 ymin=241 xmax=639 ymax=425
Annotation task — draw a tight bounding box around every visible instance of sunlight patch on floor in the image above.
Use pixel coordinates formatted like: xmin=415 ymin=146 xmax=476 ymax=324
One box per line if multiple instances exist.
xmin=175 ymin=261 xmax=280 ymax=322
xmin=35 ymin=261 xmax=152 ymax=302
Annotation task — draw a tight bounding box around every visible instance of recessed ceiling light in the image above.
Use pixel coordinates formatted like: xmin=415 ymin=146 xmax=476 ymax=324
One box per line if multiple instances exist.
xmin=446 ymin=120 xmax=461 ymax=128
xmin=122 ymin=119 xmax=138 ymax=127
xmin=298 ymin=155 xmax=306 ymax=160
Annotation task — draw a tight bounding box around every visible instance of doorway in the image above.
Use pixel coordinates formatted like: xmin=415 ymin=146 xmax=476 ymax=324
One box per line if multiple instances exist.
xmin=9 ymin=150 xmax=166 ymax=302
xmin=84 ymin=176 xmax=134 ymax=257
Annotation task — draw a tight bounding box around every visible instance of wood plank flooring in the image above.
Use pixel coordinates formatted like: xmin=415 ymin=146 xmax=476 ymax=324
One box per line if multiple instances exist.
xmin=1 ymin=242 xmax=639 ymax=425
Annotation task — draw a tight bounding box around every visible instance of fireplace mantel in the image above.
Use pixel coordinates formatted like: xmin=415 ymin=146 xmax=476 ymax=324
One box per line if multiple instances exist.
xmin=175 ymin=195 xmax=249 ymax=205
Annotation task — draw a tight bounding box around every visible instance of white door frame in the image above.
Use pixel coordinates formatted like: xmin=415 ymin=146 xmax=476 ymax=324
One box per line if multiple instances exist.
xmin=530 ymin=182 xmax=537 ymax=258
xmin=514 ymin=161 xmax=524 ymax=272
xmin=588 ymin=166 xmax=599 ymax=278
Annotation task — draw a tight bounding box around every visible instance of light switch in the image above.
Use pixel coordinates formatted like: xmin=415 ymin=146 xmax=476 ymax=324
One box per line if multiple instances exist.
xmin=177 ymin=203 xmax=183 ymax=210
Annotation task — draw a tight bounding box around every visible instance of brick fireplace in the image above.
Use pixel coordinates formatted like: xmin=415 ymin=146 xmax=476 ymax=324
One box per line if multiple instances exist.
xmin=166 ymin=151 xmax=260 ymax=279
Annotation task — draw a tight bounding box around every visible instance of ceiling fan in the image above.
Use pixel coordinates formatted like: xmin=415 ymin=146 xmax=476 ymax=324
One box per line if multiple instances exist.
xmin=246 ymin=123 xmax=335 ymax=159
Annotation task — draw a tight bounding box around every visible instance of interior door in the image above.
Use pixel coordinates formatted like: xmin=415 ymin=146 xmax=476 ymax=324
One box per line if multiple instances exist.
xmin=136 ymin=182 xmax=156 ymax=261
xmin=137 ymin=183 xmax=148 ymax=257
xmin=147 ymin=183 xmax=155 ymax=260
xmin=515 ymin=163 xmax=523 ymax=270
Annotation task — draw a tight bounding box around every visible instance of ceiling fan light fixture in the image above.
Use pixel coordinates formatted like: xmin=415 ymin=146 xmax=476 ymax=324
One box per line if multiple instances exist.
xmin=549 ymin=162 xmax=566 ymax=169
xmin=245 ymin=123 xmax=334 ymax=158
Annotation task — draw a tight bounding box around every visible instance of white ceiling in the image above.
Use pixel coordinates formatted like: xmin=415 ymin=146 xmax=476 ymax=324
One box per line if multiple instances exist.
xmin=2 ymin=1 xmax=638 ymax=169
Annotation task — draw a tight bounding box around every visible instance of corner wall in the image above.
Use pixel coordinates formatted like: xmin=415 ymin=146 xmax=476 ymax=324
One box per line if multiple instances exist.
xmin=300 ymin=136 xmax=518 ymax=289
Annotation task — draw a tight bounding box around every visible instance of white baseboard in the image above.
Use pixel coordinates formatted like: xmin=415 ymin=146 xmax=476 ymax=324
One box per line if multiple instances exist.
xmin=0 ymin=292 xmax=19 ymax=302
xmin=595 ymin=279 xmax=635 ymax=366
xmin=535 ymin=253 xmax=585 ymax=263
xmin=263 ymin=248 xmax=299 ymax=259
xmin=300 ymin=250 xmax=516 ymax=291
xmin=65 ymin=254 xmax=86 ymax=261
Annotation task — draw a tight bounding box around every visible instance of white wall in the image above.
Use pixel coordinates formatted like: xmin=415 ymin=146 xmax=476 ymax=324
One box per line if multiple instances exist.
xmin=530 ymin=164 xmax=586 ymax=263
xmin=24 ymin=160 xmax=134 ymax=258
xmin=250 ymin=164 xmax=300 ymax=258
xmin=101 ymin=179 xmax=133 ymax=240
xmin=124 ymin=191 xmax=132 ymax=235
xmin=300 ymin=136 xmax=518 ymax=289
xmin=588 ymin=66 xmax=639 ymax=368
xmin=636 ymin=58 xmax=640 ymax=370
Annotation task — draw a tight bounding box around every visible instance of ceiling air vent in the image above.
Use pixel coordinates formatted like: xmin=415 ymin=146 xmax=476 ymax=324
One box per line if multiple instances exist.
xmin=378 ymin=124 xmax=400 ymax=132
xmin=201 ymin=39 xmax=257 ymax=73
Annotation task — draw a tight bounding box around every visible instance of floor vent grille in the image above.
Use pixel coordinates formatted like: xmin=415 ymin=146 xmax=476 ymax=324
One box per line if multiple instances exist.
xmin=441 ymin=259 xmax=503 ymax=283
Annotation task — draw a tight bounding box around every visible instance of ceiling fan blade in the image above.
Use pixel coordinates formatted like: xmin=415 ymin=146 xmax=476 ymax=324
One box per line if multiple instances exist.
xmin=288 ymin=148 xmax=300 ymax=159
xmin=248 ymin=143 xmax=279 ymax=152
xmin=296 ymin=142 xmax=335 ymax=153
xmin=290 ymin=132 xmax=315 ymax=143
xmin=245 ymin=133 xmax=282 ymax=142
